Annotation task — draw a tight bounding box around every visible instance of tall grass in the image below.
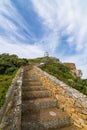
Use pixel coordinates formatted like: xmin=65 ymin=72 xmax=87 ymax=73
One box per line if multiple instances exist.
xmin=0 ymin=70 xmax=17 ymax=108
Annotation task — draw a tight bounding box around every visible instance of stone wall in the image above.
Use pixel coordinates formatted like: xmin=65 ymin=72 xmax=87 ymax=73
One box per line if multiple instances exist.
xmin=0 ymin=67 xmax=23 ymax=130
xmin=33 ymin=66 xmax=87 ymax=130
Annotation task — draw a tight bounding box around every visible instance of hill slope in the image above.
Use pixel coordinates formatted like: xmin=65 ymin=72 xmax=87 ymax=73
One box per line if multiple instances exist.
xmin=0 ymin=54 xmax=87 ymax=108
xmin=0 ymin=53 xmax=28 ymax=107
xmin=38 ymin=57 xmax=87 ymax=95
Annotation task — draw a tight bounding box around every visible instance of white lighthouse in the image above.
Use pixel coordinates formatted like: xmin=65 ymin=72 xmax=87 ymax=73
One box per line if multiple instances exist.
xmin=44 ymin=51 xmax=49 ymax=57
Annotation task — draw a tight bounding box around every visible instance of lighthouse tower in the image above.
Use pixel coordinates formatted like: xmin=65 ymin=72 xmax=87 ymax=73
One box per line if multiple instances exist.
xmin=44 ymin=51 xmax=49 ymax=57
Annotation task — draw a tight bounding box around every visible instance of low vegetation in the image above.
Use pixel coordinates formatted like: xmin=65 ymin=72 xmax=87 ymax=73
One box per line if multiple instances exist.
xmin=29 ymin=57 xmax=43 ymax=64
xmin=0 ymin=53 xmax=28 ymax=108
xmin=0 ymin=72 xmax=17 ymax=107
xmin=0 ymin=54 xmax=87 ymax=107
xmin=40 ymin=60 xmax=87 ymax=96
xmin=0 ymin=53 xmax=28 ymax=75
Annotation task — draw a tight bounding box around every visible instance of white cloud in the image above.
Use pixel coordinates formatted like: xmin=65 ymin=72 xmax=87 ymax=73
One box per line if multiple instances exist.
xmin=0 ymin=0 xmax=36 ymax=41
xmin=32 ymin=0 xmax=87 ymax=78
xmin=0 ymin=37 xmax=43 ymax=58
xmin=67 ymin=36 xmax=74 ymax=44
xmin=0 ymin=0 xmax=43 ymax=58
xmin=32 ymin=0 xmax=87 ymax=50
xmin=35 ymin=30 xmax=60 ymax=55
xmin=0 ymin=0 xmax=87 ymax=78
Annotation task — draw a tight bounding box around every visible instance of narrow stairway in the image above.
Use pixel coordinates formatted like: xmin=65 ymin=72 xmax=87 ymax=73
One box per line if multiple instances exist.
xmin=21 ymin=66 xmax=78 ymax=130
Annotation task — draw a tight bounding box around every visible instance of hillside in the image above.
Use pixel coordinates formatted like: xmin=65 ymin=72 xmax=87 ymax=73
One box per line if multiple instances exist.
xmin=0 ymin=53 xmax=28 ymax=107
xmin=29 ymin=56 xmax=87 ymax=95
xmin=0 ymin=54 xmax=87 ymax=108
xmin=39 ymin=57 xmax=87 ymax=95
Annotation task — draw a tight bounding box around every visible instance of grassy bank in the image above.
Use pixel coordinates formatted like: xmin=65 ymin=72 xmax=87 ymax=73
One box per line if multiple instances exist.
xmin=0 ymin=53 xmax=28 ymax=108
xmin=0 ymin=70 xmax=18 ymax=108
xmin=40 ymin=62 xmax=87 ymax=96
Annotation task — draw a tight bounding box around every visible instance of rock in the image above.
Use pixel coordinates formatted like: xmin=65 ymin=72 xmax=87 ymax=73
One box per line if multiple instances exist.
xmin=63 ymin=63 xmax=76 ymax=70
xmin=71 ymin=69 xmax=83 ymax=78
xmin=82 ymin=108 xmax=87 ymax=115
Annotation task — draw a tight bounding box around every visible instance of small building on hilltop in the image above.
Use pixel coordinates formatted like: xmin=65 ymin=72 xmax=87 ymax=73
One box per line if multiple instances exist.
xmin=44 ymin=51 xmax=49 ymax=57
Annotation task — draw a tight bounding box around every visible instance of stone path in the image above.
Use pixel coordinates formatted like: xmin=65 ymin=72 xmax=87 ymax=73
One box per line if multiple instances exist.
xmin=21 ymin=66 xmax=78 ymax=130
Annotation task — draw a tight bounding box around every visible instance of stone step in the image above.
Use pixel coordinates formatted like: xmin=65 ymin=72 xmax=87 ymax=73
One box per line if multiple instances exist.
xmin=22 ymin=108 xmax=70 ymax=130
xmin=21 ymin=67 xmax=77 ymax=130
xmin=22 ymin=90 xmax=51 ymax=100
xmin=59 ymin=125 xmax=78 ymax=130
xmin=23 ymin=81 xmax=42 ymax=86
xmin=22 ymin=97 xmax=57 ymax=113
xmin=22 ymin=85 xmax=47 ymax=91
xmin=23 ymin=79 xmax=38 ymax=82
xmin=26 ymin=74 xmax=39 ymax=80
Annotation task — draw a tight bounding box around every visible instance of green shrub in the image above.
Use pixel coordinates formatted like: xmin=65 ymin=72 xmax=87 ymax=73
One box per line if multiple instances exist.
xmin=0 ymin=70 xmax=17 ymax=108
xmin=40 ymin=62 xmax=87 ymax=96
xmin=0 ymin=53 xmax=29 ymax=108
xmin=5 ymin=67 xmax=17 ymax=74
xmin=0 ymin=53 xmax=28 ymax=75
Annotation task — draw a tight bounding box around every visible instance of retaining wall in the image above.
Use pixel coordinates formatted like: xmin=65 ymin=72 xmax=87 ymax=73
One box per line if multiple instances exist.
xmin=33 ymin=66 xmax=87 ymax=130
xmin=0 ymin=68 xmax=23 ymax=130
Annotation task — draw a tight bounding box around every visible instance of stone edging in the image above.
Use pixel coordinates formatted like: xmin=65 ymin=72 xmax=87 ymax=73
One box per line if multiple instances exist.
xmin=33 ymin=66 xmax=87 ymax=130
xmin=0 ymin=67 xmax=23 ymax=130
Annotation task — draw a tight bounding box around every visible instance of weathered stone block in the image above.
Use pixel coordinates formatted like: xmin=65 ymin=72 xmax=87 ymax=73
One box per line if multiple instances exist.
xmin=33 ymin=66 xmax=87 ymax=130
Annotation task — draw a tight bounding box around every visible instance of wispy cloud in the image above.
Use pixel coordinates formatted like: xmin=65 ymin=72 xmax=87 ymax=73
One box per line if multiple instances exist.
xmin=32 ymin=0 xmax=87 ymax=51
xmin=0 ymin=0 xmax=44 ymax=57
xmin=0 ymin=0 xmax=37 ymax=43
xmin=0 ymin=37 xmax=43 ymax=58
xmin=32 ymin=0 xmax=87 ymax=78
xmin=0 ymin=0 xmax=87 ymax=78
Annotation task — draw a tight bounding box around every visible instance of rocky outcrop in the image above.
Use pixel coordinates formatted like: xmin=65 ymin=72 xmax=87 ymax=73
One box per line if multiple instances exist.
xmin=71 ymin=69 xmax=83 ymax=78
xmin=64 ymin=63 xmax=76 ymax=70
xmin=33 ymin=66 xmax=87 ymax=130
xmin=64 ymin=63 xmax=83 ymax=78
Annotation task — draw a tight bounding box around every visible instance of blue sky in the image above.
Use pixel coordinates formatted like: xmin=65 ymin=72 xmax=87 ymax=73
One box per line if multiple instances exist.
xmin=0 ymin=0 xmax=87 ymax=78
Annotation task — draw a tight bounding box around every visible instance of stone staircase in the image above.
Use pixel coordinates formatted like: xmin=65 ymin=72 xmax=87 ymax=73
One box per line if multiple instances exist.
xmin=21 ymin=67 xmax=77 ymax=130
